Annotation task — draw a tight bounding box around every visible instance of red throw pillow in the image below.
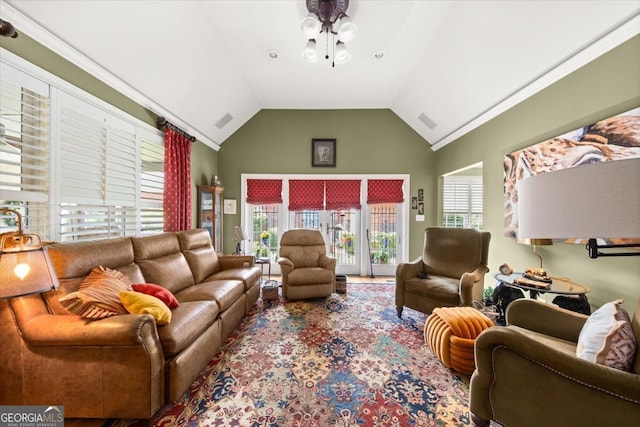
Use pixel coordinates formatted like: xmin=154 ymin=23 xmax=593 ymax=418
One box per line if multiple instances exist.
xmin=132 ymin=283 xmax=179 ymax=309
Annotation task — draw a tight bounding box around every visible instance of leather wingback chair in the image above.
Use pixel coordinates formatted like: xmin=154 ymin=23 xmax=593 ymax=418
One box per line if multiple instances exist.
xmin=278 ymin=229 xmax=336 ymax=300
xmin=395 ymin=227 xmax=491 ymax=318
xmin=470 ymin=298 xmax=640 ymax=427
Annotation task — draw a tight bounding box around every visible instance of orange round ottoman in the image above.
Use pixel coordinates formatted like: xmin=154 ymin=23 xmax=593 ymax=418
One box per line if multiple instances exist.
xmin=424 ymin=306 xmax=494 ymax=375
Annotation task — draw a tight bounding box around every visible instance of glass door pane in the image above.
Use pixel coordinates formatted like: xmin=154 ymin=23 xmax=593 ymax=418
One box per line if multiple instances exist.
xmin=367 ymin=203 xmax=398 ymax=276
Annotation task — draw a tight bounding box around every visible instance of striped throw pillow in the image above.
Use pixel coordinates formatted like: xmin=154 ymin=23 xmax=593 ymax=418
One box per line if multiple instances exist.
xmin=59 ymin=265 xmax=133 ymax=319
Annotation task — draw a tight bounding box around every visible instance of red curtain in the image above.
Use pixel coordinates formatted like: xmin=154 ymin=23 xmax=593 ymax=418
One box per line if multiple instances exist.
xmin=163 ymin=127 xmax=192 ymax=231
xmin=326 ymin=180 xmax=361 ymax=210
xmin=289 ymin=179 xmax=324 ymax=211
xmin=246 ymin=179 xmax=283 ymax=204
xmin=367 ymin=179 xmax=404 ymax=204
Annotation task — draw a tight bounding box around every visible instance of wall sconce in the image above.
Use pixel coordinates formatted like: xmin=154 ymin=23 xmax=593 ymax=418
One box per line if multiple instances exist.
xmin=233 ymin=226 xmax=247 ymax=255
xmin=518 ymin=158 xmax=640 ymax=259
xmin=0 ymin=208 xmax=59 ymax=298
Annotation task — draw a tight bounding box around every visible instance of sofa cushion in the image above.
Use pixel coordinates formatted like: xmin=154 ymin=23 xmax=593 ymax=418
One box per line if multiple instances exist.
xmin=119 ymin=290 xmax=172 ymax=325
xmin=175 ymin=280 xmax=244 ymax=312
xmin=405 ymin=276 xmax=461 ymax=306
xmin=577 ymin=299 xmax=637 ymax=371
xmin=58 ymin=266 xmax=132 ymax=319
xmin=132 ymin=283 xmax=180 ymax=308
xmin=287 ymin=267 xmax=334 ymax=286
xmin=132 ymin=233 xmax=195 ymax=294
xmin=207 ymin=267 xmax=262 ymax=291
xmin=157 ymin=300 xmax=219 ymax=357
xmin=178 ymin=229 xmax=221 ymax=283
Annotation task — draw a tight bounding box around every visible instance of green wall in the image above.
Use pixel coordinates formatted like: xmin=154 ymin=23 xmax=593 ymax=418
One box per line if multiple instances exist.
xmin=434 ymin=35 xmax=640 ymax=312
xmin=218 ymin=109 xmax=436 ymax=255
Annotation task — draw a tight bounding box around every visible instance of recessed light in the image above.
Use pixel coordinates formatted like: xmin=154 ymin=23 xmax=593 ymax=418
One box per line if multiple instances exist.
xmin=267 ymin=50 xmax=279 ymax=59
xmin=373 ymin=50 xmax=384 ymax=59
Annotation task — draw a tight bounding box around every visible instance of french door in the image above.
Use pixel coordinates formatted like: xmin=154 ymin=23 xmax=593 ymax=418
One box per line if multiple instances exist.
xmin=290 ymin=208 xmax=360 ymax=275
xmin=243 ymin=174 xmax=409 ymax=278
xmin=290 ymin=203 xmax=400 ymax=277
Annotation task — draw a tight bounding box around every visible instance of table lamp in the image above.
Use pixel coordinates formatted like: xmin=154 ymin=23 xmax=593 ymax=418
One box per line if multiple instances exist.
xmin=0 ymin=208 xmax=59 ymax=298
xmin=233 ymin=225 xmax=246 ymax=254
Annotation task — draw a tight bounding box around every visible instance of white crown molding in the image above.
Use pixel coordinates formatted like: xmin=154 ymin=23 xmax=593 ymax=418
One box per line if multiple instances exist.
xmin=431 ymin=13 xmax=640 ymax=151
xmin=1 ymin=0 xmax=220 ymax=151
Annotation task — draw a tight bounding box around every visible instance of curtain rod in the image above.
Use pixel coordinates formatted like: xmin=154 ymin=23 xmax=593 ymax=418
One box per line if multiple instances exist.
xmin=157 ymin=117 xmax=196 ymax=142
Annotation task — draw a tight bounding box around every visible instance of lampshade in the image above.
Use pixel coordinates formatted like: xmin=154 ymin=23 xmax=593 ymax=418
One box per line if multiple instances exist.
xmin=336 ymin=16 xmax=357 ymax=42
xmin=302 ymin=39 xmax=319 ymax=63
xmin=517 ymin=158 xmax=640 ymax=240
xmin=301 ymin=13 xmax=322 ymax=38
xmin=334 ymin=41 xmax=351 ymax=65
xmin=233 ymin=226 xmax=246 ymax=242
xmin=0 ymin=209 xmax=59 ymax=299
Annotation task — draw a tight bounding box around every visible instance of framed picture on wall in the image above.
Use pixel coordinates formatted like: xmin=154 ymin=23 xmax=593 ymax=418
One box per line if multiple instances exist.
xmin=312 ymin=138 xmax=336 ymax=167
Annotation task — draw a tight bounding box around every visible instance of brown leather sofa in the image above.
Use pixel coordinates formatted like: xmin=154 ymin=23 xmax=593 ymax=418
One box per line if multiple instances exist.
xmin=395 ymin=227 xmax=491 ymax=317
xmin=470 ymin=298 xmax=640 ymax=426
xmin=0 ymin=229 xmax=261 ymax=419
xmin=278 ymin=229 xmax=336 ymax=300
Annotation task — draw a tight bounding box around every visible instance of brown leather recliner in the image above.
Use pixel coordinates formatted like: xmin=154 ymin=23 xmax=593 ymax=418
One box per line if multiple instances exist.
xmin=395 ymin=227 xmax=491 ymax=317
xmin=278 ymin=229 xmax=336 ymax=300
xmin=470 ymin=298 xmax=640 ymax=426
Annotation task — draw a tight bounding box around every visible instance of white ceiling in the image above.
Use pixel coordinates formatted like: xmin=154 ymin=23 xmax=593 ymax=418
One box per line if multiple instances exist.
xmin=3 ymin=0 xmax=639 ymax=151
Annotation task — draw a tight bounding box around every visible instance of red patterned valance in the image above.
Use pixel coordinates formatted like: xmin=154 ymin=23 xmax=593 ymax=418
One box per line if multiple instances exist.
xmin=326 ymin=180 xmax=361 ymax=210
xmin=289 ymin=179 xmax=324 ymax=211
xmin=246 ymin=179 xmax=282 ymax=204
xmin=367 ymin=179 xmax=404 ymax=204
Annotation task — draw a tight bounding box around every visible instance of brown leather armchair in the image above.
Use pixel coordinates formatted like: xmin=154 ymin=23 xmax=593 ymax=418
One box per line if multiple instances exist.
xmin=395 ymin=227 xmax=491 ymax=317
xmin=278 ymin=229 xmax=336 ymax=300
xmin=470 ymin=298 xmax=640 ymax=426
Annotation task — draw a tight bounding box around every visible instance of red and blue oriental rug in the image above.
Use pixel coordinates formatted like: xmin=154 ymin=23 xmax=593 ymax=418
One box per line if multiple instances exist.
xmin=115 ymin=284 xmax=471 ymax=426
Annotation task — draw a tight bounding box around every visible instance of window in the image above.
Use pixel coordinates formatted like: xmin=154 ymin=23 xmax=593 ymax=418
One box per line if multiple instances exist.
xmin=443 ymin=175 xmax=483 ymax=229
xmin=0 ymin=62 xmax=51 ymax=239
xmin=1 ymin=51 xmax=164 ymax=242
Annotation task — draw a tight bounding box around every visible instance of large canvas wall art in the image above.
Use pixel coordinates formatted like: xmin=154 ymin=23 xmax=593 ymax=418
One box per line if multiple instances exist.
xmin=504 ymin=107 xmax=640 ymax=242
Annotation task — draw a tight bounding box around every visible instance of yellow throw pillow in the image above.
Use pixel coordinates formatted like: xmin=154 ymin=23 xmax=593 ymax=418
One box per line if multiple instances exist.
xmin=119 ymin=290 xmax=171 ymax=325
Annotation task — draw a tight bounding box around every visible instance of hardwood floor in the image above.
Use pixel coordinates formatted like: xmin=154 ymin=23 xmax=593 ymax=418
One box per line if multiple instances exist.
xmin=64 ymin=275 xmax=395 ymax=426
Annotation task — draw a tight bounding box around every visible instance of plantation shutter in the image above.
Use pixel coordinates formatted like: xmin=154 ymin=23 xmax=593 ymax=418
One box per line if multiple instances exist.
xmin=0 ymin=62 xmax=51 ymax=239
xmin=140 ymin=129 xmax=165 ymax=235
xmin=443 ymin=175 xmax=483 ymax=229
xmin=59 ymin=92 xmax=137 ymax=240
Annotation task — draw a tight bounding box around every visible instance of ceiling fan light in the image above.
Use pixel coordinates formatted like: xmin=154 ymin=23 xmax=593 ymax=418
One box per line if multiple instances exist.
xmin=336 ymin=16 xmax=357 ymax=43
xmin=301 ymin=13 xmax=322 ymax=38
xmin=334 ymin=41 xmax=351 ymax=65
xmin=302 ymin=39 xmax=319 ymax=63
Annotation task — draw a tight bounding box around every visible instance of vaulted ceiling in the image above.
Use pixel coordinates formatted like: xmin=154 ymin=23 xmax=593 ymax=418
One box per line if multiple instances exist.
xmin=3 ymin=0 xmax=639 ymax=151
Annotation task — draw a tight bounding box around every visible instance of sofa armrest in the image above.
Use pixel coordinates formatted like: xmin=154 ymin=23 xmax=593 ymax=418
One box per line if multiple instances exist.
xmin=318 ymin=255 xmax=336 ymax=271
xmin=471 ymin=326 xmax=640 ymax=424
xmin=459 ymin=264 xmax=489 ymax=305
xmin=395 ymin=257 xmax=424 ymax=285
xmin=18 ymin=313 xmax=161 ymax=347
xmin=506 ymin=298 xmax=587 ymax=342
xmin=278 ymin=256 xmax=293 ymax=268
xmin=219 ymin=254 xmax=255 ymax=270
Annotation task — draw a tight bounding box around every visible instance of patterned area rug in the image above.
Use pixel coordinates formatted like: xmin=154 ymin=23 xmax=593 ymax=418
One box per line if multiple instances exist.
xmin=115 ymin=284 xmax=471 ymax=426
